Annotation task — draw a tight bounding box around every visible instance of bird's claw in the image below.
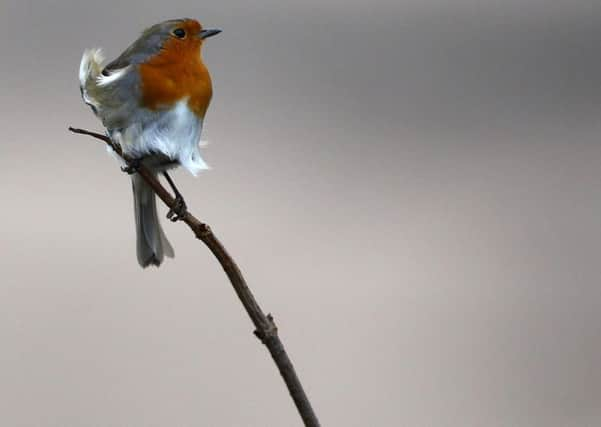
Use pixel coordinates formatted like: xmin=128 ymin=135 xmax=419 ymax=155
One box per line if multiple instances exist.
xmin=121 ymin=158 xmax=141 ymax=174
xmin=167 ymin=195 xmax=187 ymax=222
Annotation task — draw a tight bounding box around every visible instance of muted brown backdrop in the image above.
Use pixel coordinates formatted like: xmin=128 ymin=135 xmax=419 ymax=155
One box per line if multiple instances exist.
xmin=1 ymin=0 xmax=601 ymax=426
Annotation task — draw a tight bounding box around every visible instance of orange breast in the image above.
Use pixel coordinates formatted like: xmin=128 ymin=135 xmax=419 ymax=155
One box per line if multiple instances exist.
xmin=139 ymin=29 xmax=212 ymax=118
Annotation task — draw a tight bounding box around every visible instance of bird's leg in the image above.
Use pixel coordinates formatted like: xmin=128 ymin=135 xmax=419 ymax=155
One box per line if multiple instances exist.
xmin=163 ymin=171 xmax=188 ymax=221
xmin=121 ymin=158 xmax=141 ymax=175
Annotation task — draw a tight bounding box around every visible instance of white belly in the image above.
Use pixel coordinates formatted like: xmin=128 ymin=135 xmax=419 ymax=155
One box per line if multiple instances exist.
xmin=114 ymin=100 xmax=208 ymax=175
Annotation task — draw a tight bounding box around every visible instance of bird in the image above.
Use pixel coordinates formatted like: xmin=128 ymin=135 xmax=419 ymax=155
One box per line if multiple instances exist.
xmin=78 ymin=18 xmax=221 ymax=268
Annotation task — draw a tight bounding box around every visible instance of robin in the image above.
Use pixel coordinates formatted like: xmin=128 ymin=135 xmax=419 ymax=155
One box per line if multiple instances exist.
xmin=79 ymin=18 xmax=221 ymax=268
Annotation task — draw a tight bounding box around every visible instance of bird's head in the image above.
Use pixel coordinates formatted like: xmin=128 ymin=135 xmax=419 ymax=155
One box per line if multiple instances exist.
xmin=140 ymin=18 xmax=221 ymax=55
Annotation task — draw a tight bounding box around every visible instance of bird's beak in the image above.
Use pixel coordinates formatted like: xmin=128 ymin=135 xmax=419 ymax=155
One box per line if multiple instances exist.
xmin=199 ymin=28 xmax=222 ymax=40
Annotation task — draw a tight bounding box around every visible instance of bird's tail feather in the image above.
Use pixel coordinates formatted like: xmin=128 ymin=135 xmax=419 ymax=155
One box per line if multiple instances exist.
xmin=132 ymin=173 xmax=174 ymax=268
xmin=79 ymin=48 xmax=105 ymax=110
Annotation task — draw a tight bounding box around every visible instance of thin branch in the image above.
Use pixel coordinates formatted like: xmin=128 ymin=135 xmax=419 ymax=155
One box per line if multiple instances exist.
xmin=68 ymin=127 xmax=321 ymax=427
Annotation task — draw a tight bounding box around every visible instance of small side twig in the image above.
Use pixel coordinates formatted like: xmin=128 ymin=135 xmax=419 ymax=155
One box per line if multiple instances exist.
xmin=68 ymin=127 xmax=321 ymax=427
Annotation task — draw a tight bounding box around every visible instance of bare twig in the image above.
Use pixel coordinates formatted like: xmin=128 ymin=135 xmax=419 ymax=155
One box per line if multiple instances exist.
xmin=68 ymin=127 xmax=321 ymax=427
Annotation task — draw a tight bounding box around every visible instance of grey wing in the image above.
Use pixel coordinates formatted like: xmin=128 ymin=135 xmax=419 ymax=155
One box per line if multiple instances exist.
xmin=79 ymin=48 xmax=141 ymax=131
xmin=95 ymin=67 xmax=141 ymax=131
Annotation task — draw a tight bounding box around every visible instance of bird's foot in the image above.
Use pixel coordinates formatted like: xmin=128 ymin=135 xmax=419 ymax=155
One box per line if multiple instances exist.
xmin=121 ymin=158 xmax=141 ymax=174
xmin=167 ymin=195 xmax=187 ymax=222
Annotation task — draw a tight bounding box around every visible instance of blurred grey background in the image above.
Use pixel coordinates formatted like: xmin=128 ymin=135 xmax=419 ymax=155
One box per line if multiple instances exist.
xmin=1 ymin=0 xmax=601 ymax=425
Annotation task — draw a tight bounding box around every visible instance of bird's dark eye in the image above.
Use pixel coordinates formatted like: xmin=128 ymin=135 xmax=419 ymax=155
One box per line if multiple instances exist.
xmin=172 ymin=28 xmax=186 ymax=38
